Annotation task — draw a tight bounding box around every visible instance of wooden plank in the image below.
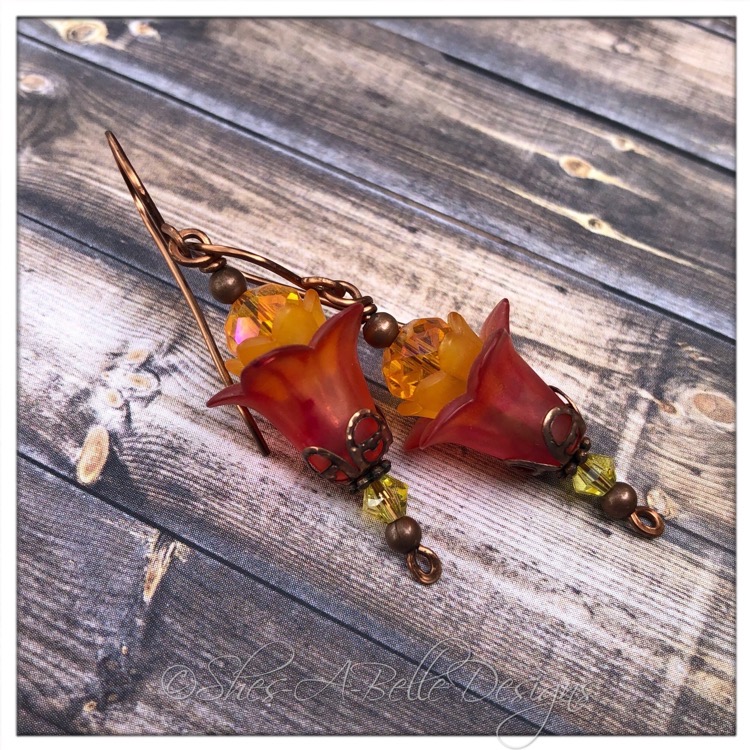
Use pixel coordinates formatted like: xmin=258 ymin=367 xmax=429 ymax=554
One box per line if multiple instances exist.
xmin=682 ymin=18 xmax=736 ymax=40
xmin=17 ymin=707 xmax=66 ymax=735
xmin=18 ymin=23 xmax=736 ymax=338
xmin=16 ymin=38 xmax=735 ymax=550
xmin=18 ymin=458 xmax=532 ymax=734
xmin=17 ymin=211 xmax=736 ymax=734
xmin=373 ymin=19 xmax=735 ymax=170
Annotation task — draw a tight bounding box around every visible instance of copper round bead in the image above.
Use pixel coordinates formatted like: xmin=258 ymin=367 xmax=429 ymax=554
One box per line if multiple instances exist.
xmin=600 ymin=482 xmax=639 ymax=520
xmin=210 ymin=266 xmax=247 ymax=304
xmin=385 ymin=516 xmax=422 ymax=553
xmin=363 ymin=312 xmax=400 ymax=348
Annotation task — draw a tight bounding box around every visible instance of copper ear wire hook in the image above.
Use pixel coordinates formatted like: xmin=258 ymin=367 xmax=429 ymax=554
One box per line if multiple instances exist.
xmin=105 ymin=131 xmax=270 ymax=456
xmin=106 ymin=132 xmax=440 ymax=583
xmin=107 ymin=131 xmax=376 ymax=310
xmin=107 ymin=131 xmax=382 ymax=453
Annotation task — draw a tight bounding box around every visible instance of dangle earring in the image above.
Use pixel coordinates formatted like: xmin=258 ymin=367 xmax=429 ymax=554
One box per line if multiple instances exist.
xmin=377 ymin=301 xmax=665 ymax=538
xmin=107 ymin=130 xmax=665 ymax=584
xmin=106 ymin=132 xmax=441 ymax=584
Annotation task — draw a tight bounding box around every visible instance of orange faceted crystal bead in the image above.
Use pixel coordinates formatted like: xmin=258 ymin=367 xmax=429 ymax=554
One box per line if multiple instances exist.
xmin=382 ymin=312 xmax=485 ymax=418
xmin=382 ymin=318 xmax=450 ymax=400
xmin=223 ymin=284 xmax=327 ymax=375
xmin=225 ymin=283 xmax=302 ymax=355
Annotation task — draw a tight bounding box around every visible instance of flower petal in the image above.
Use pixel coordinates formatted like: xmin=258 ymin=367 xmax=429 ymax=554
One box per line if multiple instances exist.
xmin=406 ymin=315 xmax=568 ymax=467
xmin=207 ymin=303 xmax=374 ymax=466
xmin=206 ymin=382 xmax=248 ymax=408
xmin=480 ymin=298 xmax=510 ymax=341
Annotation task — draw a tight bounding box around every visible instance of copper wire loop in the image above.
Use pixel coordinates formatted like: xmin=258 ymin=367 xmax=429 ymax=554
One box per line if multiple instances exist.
xmin=628 ymin=506 xmax=666 ymax=538
xmin=162 ymin=226 xmax=377 ymax=316
xmin=106 ymin=131 xmax=377 ymax=317
xmin=549 ymin=385 xmax=582 ymax=417
xmin=406 ymin=545 xmax=442 ymax=585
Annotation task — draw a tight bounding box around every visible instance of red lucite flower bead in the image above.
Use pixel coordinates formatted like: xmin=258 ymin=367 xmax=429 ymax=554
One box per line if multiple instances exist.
xmin=404 ymin=299 xmax=584 ymax=471
xmin=207 ymin=303 xmax=390 ymax=485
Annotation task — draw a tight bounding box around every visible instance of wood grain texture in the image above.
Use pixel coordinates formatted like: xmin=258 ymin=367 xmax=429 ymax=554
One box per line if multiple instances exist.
xmin=683 ymin=18 xmax=736 ymax=40
xmin=18 ymin=459 xmax=531 ymax=735
xmin=16 ymin=38 xmax=735 ymax=548
xmin=17 ymin=212 xmax=735 ymax=734
xmin=17 ymin=22 xmax=736 ymax=736
xmin=18 ymin=21 xmax=736 ymax=338
xmin=373 ymin=18 xmax=736 ymax=169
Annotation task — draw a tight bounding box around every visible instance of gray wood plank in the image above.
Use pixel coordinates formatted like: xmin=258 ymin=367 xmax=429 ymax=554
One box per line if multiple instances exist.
xmin=17 ymin=707 xmax=66 ymax=735
xmin=18 ymin=457 xmax=532 ymax=735
xmin=682 ymin=18 xmax=736 ymax=40
xmin=16 ymin=38 xmax=735 ymax=550
xmin=17 ymin=33 xmax=736 ymax=735
xmin=17 ymin=211 xmax=735 ymax=735
xmin=17 ymin=23 xmax=736 ymax=338
xmin=373 ymin=18 xmax=735 ymax=169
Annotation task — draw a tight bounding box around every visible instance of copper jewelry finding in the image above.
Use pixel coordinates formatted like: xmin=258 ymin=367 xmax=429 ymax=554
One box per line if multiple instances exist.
xmin=106 ymin=131 xmax=442 ymax=584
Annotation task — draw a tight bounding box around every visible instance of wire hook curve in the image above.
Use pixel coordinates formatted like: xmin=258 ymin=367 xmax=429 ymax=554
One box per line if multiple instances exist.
xmin=106 ymin=131 xmax=270 ymax=455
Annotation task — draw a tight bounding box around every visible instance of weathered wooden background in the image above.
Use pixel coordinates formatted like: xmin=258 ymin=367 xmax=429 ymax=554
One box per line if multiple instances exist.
xmin=17 ymin=18 xmax=735 ymax=735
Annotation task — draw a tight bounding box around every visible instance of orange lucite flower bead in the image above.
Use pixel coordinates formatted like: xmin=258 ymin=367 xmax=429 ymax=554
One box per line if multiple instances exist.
xmin=224 ymin=284 xmax=326 ymax=375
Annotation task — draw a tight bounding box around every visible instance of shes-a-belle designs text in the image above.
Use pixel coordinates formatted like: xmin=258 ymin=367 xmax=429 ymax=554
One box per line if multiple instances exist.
xmin=161 ymin=637 xmax=589 ymax=726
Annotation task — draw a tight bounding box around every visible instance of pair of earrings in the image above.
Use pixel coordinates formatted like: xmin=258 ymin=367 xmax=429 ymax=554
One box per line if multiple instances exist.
xmin=106 ymin=131 xmax=665 ymax=586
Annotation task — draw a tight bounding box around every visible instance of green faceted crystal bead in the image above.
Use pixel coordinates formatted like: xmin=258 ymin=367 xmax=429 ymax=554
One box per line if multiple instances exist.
xmin=363 ymin=475 xmax=408 ymax=523
xmin=572 ymin=454 xmax=616 ymax=496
